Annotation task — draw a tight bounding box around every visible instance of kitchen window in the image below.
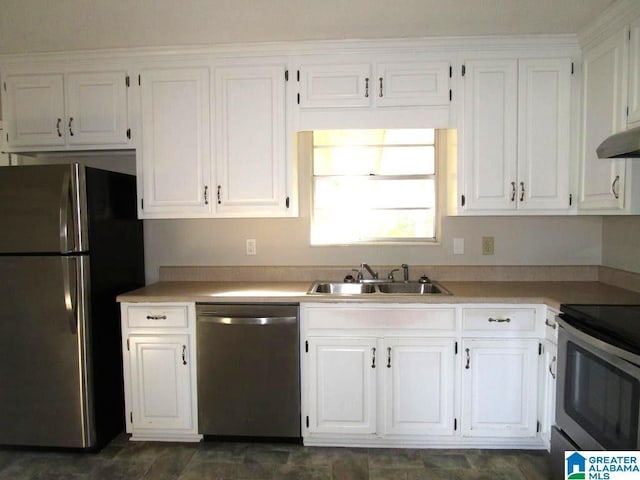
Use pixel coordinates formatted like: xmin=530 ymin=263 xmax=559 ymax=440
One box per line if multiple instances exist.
xmin=311 ymin=128 xmax=438 ymax=245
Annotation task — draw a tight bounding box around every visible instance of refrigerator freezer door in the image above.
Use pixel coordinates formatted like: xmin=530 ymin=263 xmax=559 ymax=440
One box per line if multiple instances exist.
xmin=0 ymin=255 xmax=94 ymax=448
xmin=0 ymin=164 xmax=87 ymax=254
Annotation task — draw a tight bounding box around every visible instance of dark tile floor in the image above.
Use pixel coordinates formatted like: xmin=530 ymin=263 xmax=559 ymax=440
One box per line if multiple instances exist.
xmin=0 ymin=433 xmax=552 ymax=480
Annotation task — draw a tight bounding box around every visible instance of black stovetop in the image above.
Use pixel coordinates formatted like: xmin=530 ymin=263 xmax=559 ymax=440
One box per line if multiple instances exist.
xmin=559 ymin=304 xmax=640 ymax=356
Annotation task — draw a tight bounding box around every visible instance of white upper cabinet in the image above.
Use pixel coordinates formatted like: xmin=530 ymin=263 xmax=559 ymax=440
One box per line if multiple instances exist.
xmin=461 ymin=59 xmax=519 ymax=212
xmin=299 ymin=63 xmax=372 ymax=109
xmin=295 ymin=53 xmax=452 ymax=129
xmin=627 ymin=16 xmax=640 ymax=127
xmin=3 ymin=71 xmax=130 ymax=150
xmin=214 ymin=63 xmax=292 ymax=217
xmin=578 ymin=29 xmax=630 ymax=212
xmin=299 ymin=60 xmax=450 ymax=109
xmin=459 ymin=56 xmax=573 ymax=214
xmin=517 ymin=59 xmax=572 ymax=211
xmin=138 ymin=67 xmax=212 ymax=218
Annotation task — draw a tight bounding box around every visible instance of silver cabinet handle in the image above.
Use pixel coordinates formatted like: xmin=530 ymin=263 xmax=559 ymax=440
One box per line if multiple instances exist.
xmin=465 ymin=348 xmax=470 ymax=369
xmin=549 ymin=355 xmax=556 ymax=379
xmin=612 ymin=175 xmax=620 ymax=199
xmin=511 ymin=181 xmax=516 ymax=202
xmin=182 ymin=345 xmax=187 ymax=365
xmin=56 ymin=118 xmax=62 ymax=137
xmin=520 ymin=181 xmax=525 ymax=202
xmin=387 ymin=347 xmax=391 ymax=368
xmin=545 ymin=318 xmax=557 ymax=329
xmin=204 ymin=185 xmax=209 ymax=205
xmin=371 ymin=347 xmax=376 ymax=368
xmin=146 ymin=315 xmax=167 ymax=320
xmin=378 ymin=77 xmax=384 ymax=97
xmin=68 ymin=117 xmax=74 ymax=136
xmin=365 ymin=77 xmax=369 ymax=98
xmin=217 ymin=185 xmax=222 ymax=204
xmin=488 ymin=317 xmax=511 ymax=323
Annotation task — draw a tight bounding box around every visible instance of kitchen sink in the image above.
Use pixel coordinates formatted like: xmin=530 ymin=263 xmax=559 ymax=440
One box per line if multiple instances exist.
xmin=310 ymin=282 xmax=377 ymax=294
xmin=376 ymin=282 xmax=449 ymax=294
xmin=307 ymin=281 xmax=450 ymax=295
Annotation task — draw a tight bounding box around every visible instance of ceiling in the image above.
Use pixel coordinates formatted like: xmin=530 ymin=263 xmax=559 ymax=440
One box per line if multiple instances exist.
xmin=0 ymin=0 xmax=617 ymax=54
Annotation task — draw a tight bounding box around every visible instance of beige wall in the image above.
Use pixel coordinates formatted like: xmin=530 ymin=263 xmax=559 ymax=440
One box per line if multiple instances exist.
xmin=143 ymin=215 xmax=603 ymax=283
xmin=143 ymin=131 xmax=603 ymax=282
xmin=602 ymin=216 xmax=640 ymax=274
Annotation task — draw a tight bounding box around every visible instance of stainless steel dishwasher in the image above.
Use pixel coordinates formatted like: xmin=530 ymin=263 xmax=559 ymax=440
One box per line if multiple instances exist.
xmin=196 ymin=303 xmax=301 ymax=438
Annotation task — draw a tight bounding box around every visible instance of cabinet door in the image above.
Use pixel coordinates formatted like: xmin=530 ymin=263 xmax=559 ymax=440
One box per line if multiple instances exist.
xmin=383 ymin=338 xmax=455 ymax=436
xmin=579 ymin=30 xmax=628 ymax=211
xmin=629 ymin=18 xmax=640 ymax=127
xmin=215 ymin=64 xmax=289 ymax=216
xmin=461 ymin=338 xmax=539 ymax=438
xmin=3 ymin=74 xmax=65 ymax=147
xmin=306 ymin=337 xmax=377 ymax=435
xmin=517 ymin=58 xmax=572 ymax=211
xmin=539 ymin=339 xmax=557 ymax=448
xmin=461 ymin=59 xmax=518 ymax=211
xmin=128 ymin=335 xmax=193 ymax=431
xmin=139 ymin=68 xmax=211 ymax=217
xmin=65 ymin=71 xmax=129 ymax=145
xmin=298 ymin=63 xmax=372 ymax=108
xmin=375 ymin=61 xmax=450 ymax=107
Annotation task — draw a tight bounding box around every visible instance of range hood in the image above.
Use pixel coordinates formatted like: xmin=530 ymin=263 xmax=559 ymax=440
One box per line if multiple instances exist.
xmin=596 ymin=125 xmax=640 ymax=158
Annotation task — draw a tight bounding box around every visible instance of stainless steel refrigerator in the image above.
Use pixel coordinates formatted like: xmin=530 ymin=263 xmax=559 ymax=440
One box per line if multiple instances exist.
xmin=0 ymin=163 xmax=144 ymax=449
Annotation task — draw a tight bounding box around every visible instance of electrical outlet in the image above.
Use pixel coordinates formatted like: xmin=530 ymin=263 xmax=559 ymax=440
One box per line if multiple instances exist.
xmin=246 ymin=239 xmax=257 ymax=256
xmin=482 ymin=236 xmax=494 ymax=255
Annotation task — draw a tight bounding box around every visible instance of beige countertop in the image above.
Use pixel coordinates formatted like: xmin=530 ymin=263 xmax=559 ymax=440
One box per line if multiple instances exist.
xmin=117 ymin=280 xmax=640 ymax=309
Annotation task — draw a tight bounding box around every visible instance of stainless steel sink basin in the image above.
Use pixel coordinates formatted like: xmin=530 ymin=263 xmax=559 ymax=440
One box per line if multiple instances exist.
xmin=309 ymin=282 xmax=376 ymax=294
xmin=308 ymin=281 xmax=450 ymax=295
xmin=377 ymin=282 xmax=449 ymax=294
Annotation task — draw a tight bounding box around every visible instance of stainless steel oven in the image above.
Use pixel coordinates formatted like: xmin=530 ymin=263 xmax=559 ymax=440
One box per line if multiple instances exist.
xmin=551 ymin=305 xmax=640 ymax=478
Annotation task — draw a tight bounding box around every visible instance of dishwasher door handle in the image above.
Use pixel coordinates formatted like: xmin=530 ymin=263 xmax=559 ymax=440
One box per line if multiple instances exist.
xmin=197 ymin=315 xmax=297 ymax=326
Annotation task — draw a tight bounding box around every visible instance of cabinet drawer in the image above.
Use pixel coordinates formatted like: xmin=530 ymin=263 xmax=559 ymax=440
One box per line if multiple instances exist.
xmin=127 ymin=305 xmax=189 ymax=328
xmin=461 ymin=307 xmax=536 ymax=333
xmin=305 ymin=306 xmax=456 ymax=331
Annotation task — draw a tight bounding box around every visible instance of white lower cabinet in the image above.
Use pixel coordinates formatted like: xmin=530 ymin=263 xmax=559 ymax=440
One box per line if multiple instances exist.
xmin=383 ymin=338 xmax=456 ymax=436
xmin=302 ymin=303 xmax=545 ymax=449
xmin=120 ymin=302 xmax=201 ymax=442
xmin=307 ymin=337 xmax=377 ymax=435
xmin=306 ymin=336 xmax=455 ymax=438
xmin=461 ymin=338 xmax=539 ymax=438
xmin=127 ymin=334 xmax=193 ymax=431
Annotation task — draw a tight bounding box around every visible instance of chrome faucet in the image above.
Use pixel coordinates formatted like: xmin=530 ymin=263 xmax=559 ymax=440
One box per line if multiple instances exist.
xmin=361 ymin=263 xmax=378 ymax=280
xmin=401 ymin=263 xmax=409 ymax=282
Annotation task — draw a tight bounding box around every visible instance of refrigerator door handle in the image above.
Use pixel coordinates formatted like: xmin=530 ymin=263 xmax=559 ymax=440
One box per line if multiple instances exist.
xmin=59 ymin=172 xmax=72 ymax=253
xmin=62 ymin=257 xmax=78 ymax=335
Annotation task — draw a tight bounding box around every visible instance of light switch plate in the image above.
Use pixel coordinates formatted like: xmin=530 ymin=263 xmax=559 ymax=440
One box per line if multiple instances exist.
xmin=453 ymin=238 xmax=464 ymax=255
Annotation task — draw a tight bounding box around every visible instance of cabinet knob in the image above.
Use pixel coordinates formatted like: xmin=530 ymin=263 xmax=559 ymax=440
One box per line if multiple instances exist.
xmin=378 ymin=77 xmax=384 ymax=97
xmin=56 ymin=118 xmax=62 ymax=137
xmin=182 ymin=345 xmax=187 ymax=365
xmin=371 ymin=347 xmax=376 ymax=369
xmin=520 ymin=182 xmax=525 ymax=202
xmin=465 ymin=348 xmax=470 ymax=369
xmin=68 ymin=117 xmax=74 ymax=136
xmin=364 ymin=77 xmax=369 ymax=98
